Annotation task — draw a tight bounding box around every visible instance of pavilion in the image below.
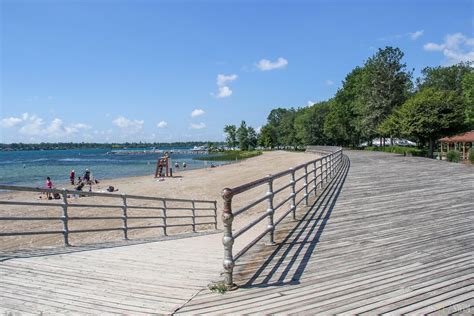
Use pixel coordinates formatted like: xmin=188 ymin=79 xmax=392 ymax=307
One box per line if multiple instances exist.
xmin=439 ymin=130 xmax=474 ymax=160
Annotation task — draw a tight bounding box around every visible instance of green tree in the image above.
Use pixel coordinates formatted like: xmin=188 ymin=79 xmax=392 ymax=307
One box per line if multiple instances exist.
xmin=359 ymin=47 xmax=413 ymax=143
xmin=258 ymin=125 xmax=277 ymax=149
xmin=417 ymin=63 xmax=472 ymax=93
xmin=237 ymin=121 xmax=249 ymax=151
xmin=247 ymin=127 xmax=258 ymax=150
xmin=462 ymin=71 xmax=474 ymax=128
xmin=295 ymin=101 xmax=331 ymax=145
xmin=397 ymin=88 xmax=466 ymax=158
xmin=223 ymin=125 xmax=237 ymax=149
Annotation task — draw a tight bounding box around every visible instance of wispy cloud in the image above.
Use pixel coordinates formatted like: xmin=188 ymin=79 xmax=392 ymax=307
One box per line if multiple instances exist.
xmin=380 ymin=29 xmax=424 ymax=41
xmin=325 ymin=80 xmax=334 ymax=86
xmin=423 ymin=33 xmax=474 ymax=65
xmin=1 ymin=112 xmax=90 ymax=137
xmin=409 ymin=30 xmax=424 ymax=40
xmin=190 ymin=122 xmax=206 ymax=129
xmin=256 ymin=57 xmax=288 ymax=71
xmin=214 ymin=74 xmax=237 ymax=98
xmin=157 ymin=121 xmax=168 ymax=128
xmin=112 ymin=116 xmax=144 ymax=132
xmin=191 ymin=109 xmax=205 ymax=117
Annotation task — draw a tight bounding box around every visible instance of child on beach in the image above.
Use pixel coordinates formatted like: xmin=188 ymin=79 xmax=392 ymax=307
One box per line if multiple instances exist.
xmin=45 ymin=177 xmax=53 ymax=199
xmin=70 ymin=169 xmax=75 ymax=185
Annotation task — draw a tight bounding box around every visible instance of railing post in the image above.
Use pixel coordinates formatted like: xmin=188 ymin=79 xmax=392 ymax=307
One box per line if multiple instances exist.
xmin=312 ymin=161 xmax=317 ymax=196
xmin=266 ymin=176 xmax=275 ymax=245
xmin=304 ymin=164 xmax=309 ymax=206
xmin=191 ymin=200 xmax=196 ymax=232
xmin=163 ymin=200 xmax=168 ymax=236
xmin=61 ymin=189 xmax=70 ymax=246
xmin=121 ymin=194 xmax=129 ymax=240
xmin=290 ymin=168 xmax=296 ymax=220
xmin=221 ymin=188 xmax=235 ymax=288
xmin=213 ymin=201 xmax=218 ymax=229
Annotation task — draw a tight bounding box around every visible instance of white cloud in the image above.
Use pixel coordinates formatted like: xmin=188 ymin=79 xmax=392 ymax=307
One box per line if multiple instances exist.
xmin=157 ymin=120 xmax=168 ymax=128
xmin=423 ymin=33 xmax=474 ymax=65
xmin=112 ymin=116 xmax=144 ymax=130
xmin=191 ymin=109 xmax=205 ymax=117
xmin=409 ymin=30 xmax=424 ymax=40
xmin=256 ymin=126 xmax=262 ymax=133
xmin=307 ymin=100 xmax=316 ymax=107
xmin=214 ymin=74 xmax=237 ymax=98
xmin=217 ymin=86 xmax=233 ymax=98
xmin=256 ymin=57 xmax=288 ymax=71
xmin=217 ymin=74 xmax=237 ymax=86
xmin=0 ymin=117 xmax=23 ymax=128
xmin=190 ymin=122 xmax=206 ymax=129
xmin=325 ymin=80 xmax=334 ymax=86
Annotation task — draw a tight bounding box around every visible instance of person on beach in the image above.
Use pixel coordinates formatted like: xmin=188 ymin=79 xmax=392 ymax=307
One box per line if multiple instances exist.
xmin=175 ymin=162 xmax=179 ymax=169
xmin=182 ymin=162 xmax=187 ymax=169
xmin=70 ymin=169 xmax=75 ymax=185
xmin=83 ymin=169 xmax=91 ymax=184
xmin=45 ymin=177 xmax=53 ymax=199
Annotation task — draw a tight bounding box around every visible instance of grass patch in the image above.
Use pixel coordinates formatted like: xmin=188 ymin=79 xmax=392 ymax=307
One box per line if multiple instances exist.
xmin=194 ymin=150 xmax=262 ymax=161
xmin=208 ymin=282 xmax=229 ymax=294
xmin=365 ymin=146 xmax=425 ymax=157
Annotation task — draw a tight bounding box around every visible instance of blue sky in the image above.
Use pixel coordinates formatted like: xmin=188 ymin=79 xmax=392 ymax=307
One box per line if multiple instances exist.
xmin=1 ymin=0 xmax=473 ymax=143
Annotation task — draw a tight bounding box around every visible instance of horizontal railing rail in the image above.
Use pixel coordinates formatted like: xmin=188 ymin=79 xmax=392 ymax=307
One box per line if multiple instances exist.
xmin=0 ymin=184 xmax=218 ymax=246
xmin=220 ymin=146 xmax=343 ymax=288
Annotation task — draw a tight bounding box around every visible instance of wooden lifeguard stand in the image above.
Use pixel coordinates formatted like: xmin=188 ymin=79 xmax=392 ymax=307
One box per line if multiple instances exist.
xmin=154 ymin=154 xmax=170 ymax=178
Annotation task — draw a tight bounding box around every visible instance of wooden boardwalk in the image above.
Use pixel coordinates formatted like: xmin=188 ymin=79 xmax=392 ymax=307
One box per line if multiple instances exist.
xmin=178 ymin=151 xmax=473 ymax=315
xmin=1 ymin=151 xmax=473 ymax=314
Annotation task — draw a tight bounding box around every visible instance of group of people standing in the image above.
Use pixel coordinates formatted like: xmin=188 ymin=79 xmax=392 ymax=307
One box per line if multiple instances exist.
xmin=45 ymin=168 xmax=95 ymax=199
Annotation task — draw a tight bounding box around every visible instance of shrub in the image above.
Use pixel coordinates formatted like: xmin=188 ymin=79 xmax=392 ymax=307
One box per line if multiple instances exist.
xmin=469 ymin=148 xmax=474 ymax=164
xmin=446 ymin=150 xmax=461 ymax=162
xmin=364 ymin=146 xmax=424 ymax=157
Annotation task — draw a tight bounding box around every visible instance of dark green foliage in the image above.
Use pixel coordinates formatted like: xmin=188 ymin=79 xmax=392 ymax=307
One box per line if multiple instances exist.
xmin=237 ymin=121 xmax=249 ymax=151
xmin=365 ymin=146 xmax=424 ymax=156
xmin=446 ymin=150 xmax=461 ymax=162
xmin=223 ymin=125 xmax=237 ymax=148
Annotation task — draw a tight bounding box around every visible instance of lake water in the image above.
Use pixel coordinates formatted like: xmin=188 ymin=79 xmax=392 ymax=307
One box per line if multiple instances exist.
xmin=0 ymin=147 xmax=228 ymax=187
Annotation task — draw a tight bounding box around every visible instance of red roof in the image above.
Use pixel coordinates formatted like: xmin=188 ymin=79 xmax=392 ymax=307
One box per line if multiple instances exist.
xmin=439 ymin=131 xmax=474 ymax=143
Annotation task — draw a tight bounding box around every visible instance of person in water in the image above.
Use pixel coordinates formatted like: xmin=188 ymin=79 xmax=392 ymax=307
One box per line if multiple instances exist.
xmin=45 ymin=177 xmax=53 ymax=199
xmin=70 ymin=169 xmax=75 ymax=185
xmin=182 ymin=162 xmax=187 ymax=169
xmin=83 ymin=169 xmax=91 ymax=184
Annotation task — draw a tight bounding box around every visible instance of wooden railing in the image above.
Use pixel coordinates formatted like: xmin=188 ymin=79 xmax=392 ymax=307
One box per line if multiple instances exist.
xmin=0 ymin=185 xmax=217 ymax=247
xmin=220 ymin=146 xmax=343 ymax=288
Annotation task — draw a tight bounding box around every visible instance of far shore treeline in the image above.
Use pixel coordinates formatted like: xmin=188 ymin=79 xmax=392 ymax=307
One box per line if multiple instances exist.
xmin=0 ymin=141 xmax=224 ymax=151
xmin=225 ymin=47 xmax=473 ymax=159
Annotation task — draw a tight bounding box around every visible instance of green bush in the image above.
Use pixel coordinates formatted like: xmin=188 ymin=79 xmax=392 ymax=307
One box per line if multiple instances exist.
xmin=469 ymin=148 xmax=474 ymax=164
xmin=446 ymin=150 xmax=461 ymax=162
xmin=193 ymin=150 xmax=262 ymax=161
xmin=365 ymin=146 xmax=424 ymax=157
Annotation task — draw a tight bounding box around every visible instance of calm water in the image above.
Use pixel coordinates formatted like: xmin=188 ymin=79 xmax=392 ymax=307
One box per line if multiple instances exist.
xmin=0 ymin=147 xmax=229 ymax=187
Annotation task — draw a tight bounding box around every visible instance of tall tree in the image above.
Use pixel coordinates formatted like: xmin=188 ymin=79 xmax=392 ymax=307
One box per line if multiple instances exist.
xmin=223 ymin=125 xmax=237 ymax=149
xmin=396 ymin=88 xmax=466 ymax=158
xmin=237 ymin=121 xmax=249 ymax=151
xmin=258 ymin=125 xmax=277 ymax=149
xmin=295 ymin=101 xmax=331 ymax=145
xmin=462 ymin=71 xmax=474 ymax=128
xmin=247 ymin=127 xmax=258 ymax=150
xmin=359 ymin=47 xmax=413 ymax=143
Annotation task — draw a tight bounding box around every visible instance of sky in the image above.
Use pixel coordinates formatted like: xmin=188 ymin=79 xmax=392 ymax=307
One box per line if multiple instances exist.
xmin=1 ymin=0 xmax=473 ymax=143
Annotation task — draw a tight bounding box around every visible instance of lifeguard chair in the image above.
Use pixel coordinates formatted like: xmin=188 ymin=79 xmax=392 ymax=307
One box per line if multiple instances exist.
xmin=154 ymin=154 xmax=170 ymax=178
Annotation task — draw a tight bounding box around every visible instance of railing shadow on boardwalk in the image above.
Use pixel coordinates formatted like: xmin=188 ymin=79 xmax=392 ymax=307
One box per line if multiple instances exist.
xmin=236 ymin=155 xmax=351 ymax=289
xmin=0 ymin=230 xmax=222 ymax=262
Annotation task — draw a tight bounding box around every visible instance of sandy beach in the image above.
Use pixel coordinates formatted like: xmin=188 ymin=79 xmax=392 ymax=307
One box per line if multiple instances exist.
xmin=0 ymin=150 xmax=322 ymax=251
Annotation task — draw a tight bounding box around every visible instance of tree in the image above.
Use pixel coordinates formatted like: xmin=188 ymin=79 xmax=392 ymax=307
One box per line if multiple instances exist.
xmin=462 ymin=71 xmax=474 ymax=129
xmin=258 ymin=125 xmax=277 ymax=149
xmin=237 ymin=121 xmax=249 ymax=151
xmin=247 ymin=127 xmax=258 ymax=150
xmin=396 ymin=88 xmax=466 ymax=158
xmin=359 ymin=47 xmax=413 ymax=143
xmin=417 ymin=63 xmax=472 ymax=93
xmin=295 ymin=101 xmax=330 ymax=145
xmin=223 ymin=125 xmax=237 ymax=149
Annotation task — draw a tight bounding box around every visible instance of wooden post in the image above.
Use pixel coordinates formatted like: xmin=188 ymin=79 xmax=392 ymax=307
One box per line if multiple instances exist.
xmin=121 ymin=194 xmax=129 ymax=240
xmin=213 ymin=201 xmax=218 ymax=229
xmin=61 ymin=189 xmax=70 ymax=246
xmin=221 ymin=188 xmax=235 ymax=288
xmin=266 ymin=177 xmax=275 ymax=245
